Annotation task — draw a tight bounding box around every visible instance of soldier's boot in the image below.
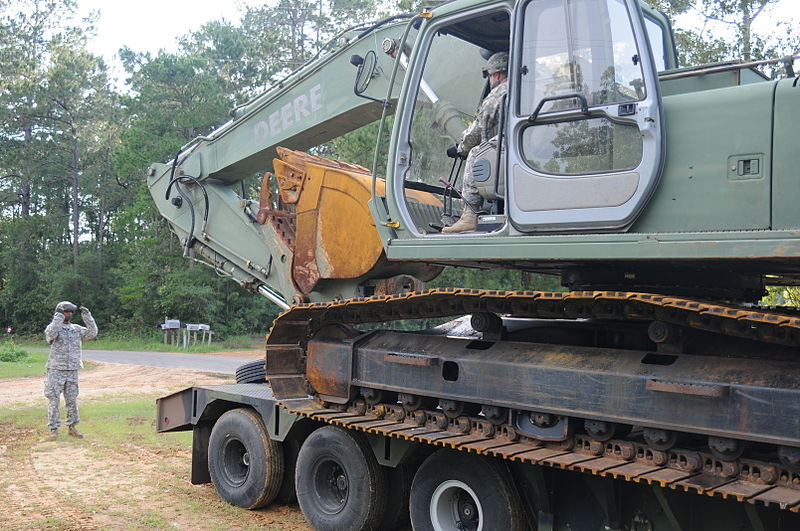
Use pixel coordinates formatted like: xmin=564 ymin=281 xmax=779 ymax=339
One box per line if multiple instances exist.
xmin=49 ymin=429 xmax=58 ymax=439
xmin=68 ymin=426 xmax=84 ymax=439
xmin=442 ymin=207 xmax=478 ymax=234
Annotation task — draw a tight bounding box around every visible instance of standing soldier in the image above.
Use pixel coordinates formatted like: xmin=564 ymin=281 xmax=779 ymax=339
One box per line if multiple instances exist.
xmin=44 ymin=301 xmax=97 ymax=438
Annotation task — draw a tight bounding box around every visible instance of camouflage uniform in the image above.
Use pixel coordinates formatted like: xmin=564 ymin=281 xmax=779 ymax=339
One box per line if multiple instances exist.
xmin=456 ymin=80 xmax=509 ymax=206
xmin=44 ymin=303 xmax=97 ymax=431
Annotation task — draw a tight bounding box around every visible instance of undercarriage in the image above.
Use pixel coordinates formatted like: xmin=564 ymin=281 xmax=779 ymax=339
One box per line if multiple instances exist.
xmin=263 ymin=289 xmax=800 ymax=527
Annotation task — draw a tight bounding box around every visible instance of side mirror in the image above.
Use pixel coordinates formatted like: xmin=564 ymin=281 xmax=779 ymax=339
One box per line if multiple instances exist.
xmin=351 ymin=51 xmax=378 ymax=95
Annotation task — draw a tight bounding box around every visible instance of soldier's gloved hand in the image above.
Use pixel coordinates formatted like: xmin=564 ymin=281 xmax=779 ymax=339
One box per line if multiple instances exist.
xmin=446 ymin=145 xmax=461 ymax=159
xmin=53 ymin=312 xmax=65 ymax=321
xmin=79 ymin=306 xmax=90 ymax=314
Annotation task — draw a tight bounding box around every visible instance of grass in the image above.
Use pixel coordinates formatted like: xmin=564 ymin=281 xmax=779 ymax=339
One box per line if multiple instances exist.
xmin=137 ymin=512 xmax=171 ymax=528
xmin=0 ymin=390 xmax=309 ymax=530
xmin=78 ymin=396 xmax=193 ymax=448
xmin=0 ymin=392 xmax=193 ymax=448
xmin=30 ymin=516 xmax=75 ymax=529
xmin=0 ymin=393 xmax=195 ymax=529
xmin=12 ymin=333 xmax=263 ymax=354
xmin=0 ymin=351 xmax=99 ymax=379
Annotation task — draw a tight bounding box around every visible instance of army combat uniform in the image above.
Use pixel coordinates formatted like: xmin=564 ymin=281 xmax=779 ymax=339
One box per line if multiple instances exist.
xmin=44 ymin=304 xmax=97 ymax=431
xmin=455 ymin=80 xmax=509 ymax=207
xmin=441 ymin=51 xmax=509 ymax=234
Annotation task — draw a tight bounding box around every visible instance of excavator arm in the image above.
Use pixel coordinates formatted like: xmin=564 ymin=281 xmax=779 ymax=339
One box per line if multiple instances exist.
xmin=146 ymin=15 xmax=448 ymax=305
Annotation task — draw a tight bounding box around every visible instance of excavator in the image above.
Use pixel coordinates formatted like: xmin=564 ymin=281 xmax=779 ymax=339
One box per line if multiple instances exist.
xmin=149 ymin=0 xmax=800 ymax=529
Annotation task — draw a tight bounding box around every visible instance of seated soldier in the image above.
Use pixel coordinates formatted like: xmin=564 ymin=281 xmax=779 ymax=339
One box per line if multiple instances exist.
xmin=442 ymin=52 xmax=508 ymax=234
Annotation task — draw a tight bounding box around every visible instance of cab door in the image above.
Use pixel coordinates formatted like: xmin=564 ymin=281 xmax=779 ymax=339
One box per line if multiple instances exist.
xmin=507 ymin=0 xmax=664 ymax=232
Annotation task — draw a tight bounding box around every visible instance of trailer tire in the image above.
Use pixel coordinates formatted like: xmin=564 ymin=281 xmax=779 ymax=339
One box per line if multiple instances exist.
xmin=295 ymin=426 xmax=388 ymax=531
xmin=378 ymin=461 xmax=415 ymax=530
xmin=208 ymin=408 xmax=284 ymax=509
xmin=235 ymin=360 xmax=266 ymax=384
xmin=275 ymin=438 xmax=300 ymax=504
xmin=409 ymin=449 xmax=525 ymax=531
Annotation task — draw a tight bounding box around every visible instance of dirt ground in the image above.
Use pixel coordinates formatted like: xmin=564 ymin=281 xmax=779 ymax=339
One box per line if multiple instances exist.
xmin=0 ymin=361 xmax=310 ymax=530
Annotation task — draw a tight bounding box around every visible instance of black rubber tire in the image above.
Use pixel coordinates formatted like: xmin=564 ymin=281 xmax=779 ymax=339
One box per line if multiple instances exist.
xmin=275 ymin=438 xmax=301 ymax=504
xmin=208 ymin=408 xmax=284 ymax=509
xmin=410 ymin=449 xmax=526 ymax=531
xmin=295 ymin=426 xmax=388 ymax=531
xmin=235 ymin=360 xmax=266 ymax=384
xmin=378 ymin=461 xmax=416 ymax=530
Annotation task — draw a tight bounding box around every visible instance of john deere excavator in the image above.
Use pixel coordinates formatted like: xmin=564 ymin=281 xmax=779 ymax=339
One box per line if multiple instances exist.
xmin=150 ymin=0 xmax=800 ymax=529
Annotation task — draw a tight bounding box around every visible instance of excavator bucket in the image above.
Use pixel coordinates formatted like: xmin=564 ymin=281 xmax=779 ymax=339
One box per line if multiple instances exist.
xmin=258 ymin=147 xmax=442 ymax=295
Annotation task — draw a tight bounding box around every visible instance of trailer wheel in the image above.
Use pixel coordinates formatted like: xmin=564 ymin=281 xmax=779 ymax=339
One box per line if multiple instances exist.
xmin=275 ymin=438 xmax=300 ymax=504
xmin=295 ymin=426 xmax=388 ymax=531
xmin=208 ymin=408 xmax=284 ymax=509
xmin=378 ymin=461 xmax=415 ymax=530
xmin=235 ymin=360 xmax=266 ymax=384
xmin=410 ymin=450 xmax=525 ymax=531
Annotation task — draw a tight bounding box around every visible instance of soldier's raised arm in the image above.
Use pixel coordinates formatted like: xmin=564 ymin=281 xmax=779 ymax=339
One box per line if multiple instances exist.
xmin=79 ymin=306 xmax=98 ymax=340
xmin=44 ymin=311 xmax=65 ymax=345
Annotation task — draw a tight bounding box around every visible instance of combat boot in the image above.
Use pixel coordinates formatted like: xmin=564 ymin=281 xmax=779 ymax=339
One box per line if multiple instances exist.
xmin=49 ymin=429 xmax=58 ymax=439
xmin=442 ymin=207 xmax=478 ymax=234
xmin=68 ymin=426 xmax=84 ymax=439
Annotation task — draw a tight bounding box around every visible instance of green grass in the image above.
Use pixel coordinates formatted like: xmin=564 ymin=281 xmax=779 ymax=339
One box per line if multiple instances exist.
xmin=0 ymin=392 xmax=310 ymax=530
xmin=0 ymin=392 xmax=193 ymax=448
xmin=30 ymin=516 xmax=75 ymax=529
xmin=137 ymin=512 xmax=171 ymax=528
xmin=0 ymin=351 xmax=98 ymax=379
xmin=0 ymin=393 xmax=195 ymax=528
xmin=13 ymin=333 xmax=262 ymax=354
xmin=0 ymin=351 xmax=47 ymax=378
xmin=78 ymin=397 xmax=192 ymax=447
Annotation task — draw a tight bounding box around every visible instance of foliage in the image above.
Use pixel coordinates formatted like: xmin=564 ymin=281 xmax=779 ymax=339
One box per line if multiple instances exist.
xmin=2 ymin=0 xmax=799 ymax=342
xmin=0 ymin=339 xmax=29 ymax=362
xmin=763 ymin=286 xmax=800 ymax=307
xmin=647 ymin=0 xmax=800 ymax=70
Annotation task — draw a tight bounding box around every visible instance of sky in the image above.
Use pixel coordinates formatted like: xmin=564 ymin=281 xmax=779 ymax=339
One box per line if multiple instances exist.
xmin=77 ymin=0 xmax=264 ymax=58
xmin=76 ymin=0 xmax=265 ymax=87
xmin=76 ymin=0 xmax=800 ymax=87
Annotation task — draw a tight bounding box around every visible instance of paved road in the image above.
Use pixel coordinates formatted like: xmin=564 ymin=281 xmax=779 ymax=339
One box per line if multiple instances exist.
xmin=30 ymin=348 xmax=257 ymax=374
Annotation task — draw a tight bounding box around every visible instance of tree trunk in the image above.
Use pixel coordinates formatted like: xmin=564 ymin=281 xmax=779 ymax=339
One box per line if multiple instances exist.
xmin=98 ymin=193 xmax=105 ymax=248
xmin=741 ymin=1 xmax=752 ymax=61
xmin=71 ymin=127 xmax=79 ymax=267
xmin=21 ymin=125 xmax=32 ymax=217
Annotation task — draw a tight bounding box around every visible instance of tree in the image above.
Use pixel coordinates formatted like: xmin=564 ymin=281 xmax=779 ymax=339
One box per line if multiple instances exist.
xmin=648 ymin=0 xmax=800 ymax=68
xmin=177 ymin=0 xmax=378 ymax=103
xmin=698 ymin=0 xmax=779 ymax=61
xmin=0 ymin=217 xmax=51 ymax=333
xmin=40 ymin=40 xmax=114 ymax=265
xmin=0 ymin=0 xmax=93 ymax=219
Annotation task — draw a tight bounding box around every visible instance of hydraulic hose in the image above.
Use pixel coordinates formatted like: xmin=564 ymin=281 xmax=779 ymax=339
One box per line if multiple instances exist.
xmin=165 ymin=150 xmax=211 ymax=251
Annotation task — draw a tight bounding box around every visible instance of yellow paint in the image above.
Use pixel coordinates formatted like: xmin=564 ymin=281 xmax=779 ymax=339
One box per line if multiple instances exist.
xmin=273 ymin=148 xmax=441 ymax=284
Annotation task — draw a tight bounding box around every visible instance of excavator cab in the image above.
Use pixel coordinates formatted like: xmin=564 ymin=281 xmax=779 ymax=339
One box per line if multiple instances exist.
xmin=386 ymin=0 xmax=668 ymax=237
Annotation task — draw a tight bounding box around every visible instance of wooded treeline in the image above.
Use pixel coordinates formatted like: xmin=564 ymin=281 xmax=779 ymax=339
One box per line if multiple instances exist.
xmin=0 ymin=0 xmax=797 ymax=335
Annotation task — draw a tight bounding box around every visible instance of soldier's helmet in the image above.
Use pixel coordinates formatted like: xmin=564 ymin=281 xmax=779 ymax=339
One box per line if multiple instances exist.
xmin=482 ymin=52 xmax=509 ymax=77
xmin=55 ymin=301 xmax=77 ymax=313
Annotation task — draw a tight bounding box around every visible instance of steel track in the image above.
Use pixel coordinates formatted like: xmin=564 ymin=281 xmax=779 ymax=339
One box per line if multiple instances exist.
xmin=265 ymin=289 xmax=800 ymax=512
